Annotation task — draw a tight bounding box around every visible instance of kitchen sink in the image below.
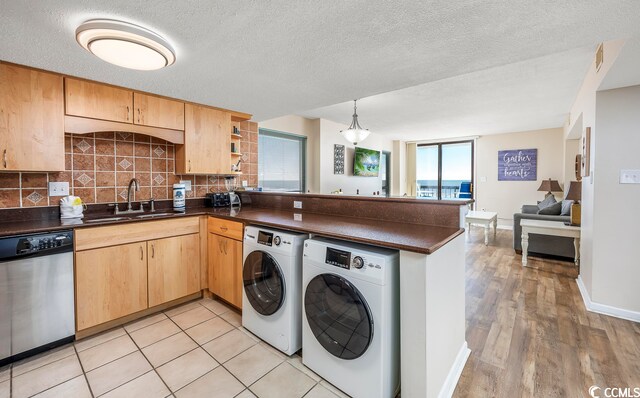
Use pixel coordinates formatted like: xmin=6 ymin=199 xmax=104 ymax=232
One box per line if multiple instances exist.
xmin=84 ymin=217 xmax=130 ymax=223
xmin=135 ymin=213 xmax=176 ymax=219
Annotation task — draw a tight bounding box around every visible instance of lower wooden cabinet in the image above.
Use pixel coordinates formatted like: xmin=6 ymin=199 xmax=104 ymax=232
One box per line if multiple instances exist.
xmin=208 ymin=224 xmax=243 ymax=308
xmin=148 ymin=234 xmax=200 ymax=307
xmin=74 ymin=217 xmax=202 ymax=332
xmin=76 ymin=242 xmax=148 ymax=331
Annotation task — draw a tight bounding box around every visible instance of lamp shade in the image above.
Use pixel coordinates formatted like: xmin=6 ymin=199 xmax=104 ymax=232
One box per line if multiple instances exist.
xmin=565 ymin=181 xmax=582 ymax=202
xmin=537 ymin=178 xmax=563 ymax=193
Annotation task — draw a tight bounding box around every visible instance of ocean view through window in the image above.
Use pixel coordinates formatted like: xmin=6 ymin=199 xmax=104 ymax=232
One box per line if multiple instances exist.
xmin=417 ymin=140 xmax=473 ymax=199
xmin=258 ymin=129 xmax=306 ymax=192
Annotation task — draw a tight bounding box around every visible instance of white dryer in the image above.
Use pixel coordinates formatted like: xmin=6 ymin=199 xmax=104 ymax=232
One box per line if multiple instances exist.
xmin=242 ymin=226 xmax=308 ymax=355
xmin=302 ymin=237 xmax=400 ymax=398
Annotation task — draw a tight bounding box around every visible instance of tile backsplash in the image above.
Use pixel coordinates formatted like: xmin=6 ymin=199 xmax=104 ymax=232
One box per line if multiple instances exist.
xmin=0 ymin=121 xmax=258 ymax=208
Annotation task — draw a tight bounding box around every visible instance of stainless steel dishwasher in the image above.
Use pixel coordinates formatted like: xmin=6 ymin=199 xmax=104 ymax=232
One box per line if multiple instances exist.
xmin=0 ymin=230 xmax=75 ymax=366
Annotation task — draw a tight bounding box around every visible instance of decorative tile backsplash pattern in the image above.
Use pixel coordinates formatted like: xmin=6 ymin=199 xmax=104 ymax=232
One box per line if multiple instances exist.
xmin=0 ymin=121 xmax=258 ymax=208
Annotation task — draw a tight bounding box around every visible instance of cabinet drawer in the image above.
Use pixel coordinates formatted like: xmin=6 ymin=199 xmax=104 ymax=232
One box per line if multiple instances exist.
xmin=208 ymin=217 xmax=243 ymax=240
xmin=76 ymin=217 xmax=200 ymax=251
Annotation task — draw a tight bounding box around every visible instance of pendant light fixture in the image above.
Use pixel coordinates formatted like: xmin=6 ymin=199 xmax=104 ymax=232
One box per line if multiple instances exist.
xmin=76 ymin=19 xmax=175 ymax=71
xmin=340 ymin=100 xmax=371 ymax=145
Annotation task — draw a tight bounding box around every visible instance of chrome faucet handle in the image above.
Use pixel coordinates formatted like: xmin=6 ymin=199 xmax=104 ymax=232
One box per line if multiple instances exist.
xmin=149 ymin=198 xmax=155 ymax=212
xmin=107 ymin=203 xmax=120 ymax=215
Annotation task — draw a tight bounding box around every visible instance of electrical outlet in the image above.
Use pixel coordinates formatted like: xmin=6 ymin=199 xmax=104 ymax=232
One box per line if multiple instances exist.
xmin=480 ymin=176 xmax=487 ymax=182
xmin=180 ymin=180 xmax=192 ymax=191
xmin=620 ymin=170 xmax=640 ymax=184
xmin=293 ymin=201 xmax=303 ymax=209
xmin=242 ymin=180 xmax=248 ymax=187
xmin=48 ymin=181 xmax=69 ymax=196
xmin=293 ymin=213 xmax=303 ymax=221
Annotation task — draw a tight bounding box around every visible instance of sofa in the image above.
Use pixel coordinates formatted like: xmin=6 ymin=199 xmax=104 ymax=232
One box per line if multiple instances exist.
xmin=513 ymin=204 xmax=575 ymax=259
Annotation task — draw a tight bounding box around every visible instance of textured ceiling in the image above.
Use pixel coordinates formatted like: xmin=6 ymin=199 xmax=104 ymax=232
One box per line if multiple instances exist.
xmin=2 ymin=1 xmax=640 ymax=124
xmin=299 ymin=47 xmax=595 ymax=140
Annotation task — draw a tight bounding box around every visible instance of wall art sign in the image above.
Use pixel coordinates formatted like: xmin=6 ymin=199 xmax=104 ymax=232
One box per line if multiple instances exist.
xmin=498 ymin=148 xmax=537 ymax=181
xmin=334 ymin=144 xmax=345 ymax=174
xmin=581 ymin=127 xmax=591 ymax=177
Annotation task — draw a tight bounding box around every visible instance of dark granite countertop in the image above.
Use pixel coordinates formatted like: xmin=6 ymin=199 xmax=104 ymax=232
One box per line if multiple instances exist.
xmin=0 ymin=205 xmax=463 ymax=254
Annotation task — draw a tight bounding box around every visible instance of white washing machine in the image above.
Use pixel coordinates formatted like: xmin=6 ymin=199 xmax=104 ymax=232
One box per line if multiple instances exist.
xmin=242 ymin=225 xmax=308 ymax=355
xmin=302 ymin=237 xmax=400 ymax=398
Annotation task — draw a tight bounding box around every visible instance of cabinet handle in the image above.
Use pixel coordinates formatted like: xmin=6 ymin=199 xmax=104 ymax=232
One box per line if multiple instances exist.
xmin=137 ymin=108 xmax=141 ymax=123
xmin=218 ymin=240 xmax=224 ymax=254
xmin=151 ymin=243 xmax=155 ymax=258
xmin=2 ymin=149 xmax=6 ymax=168
xmin=126 ymin=106 xmax=129 ymax=121
xmin=219 ymin=226 xmax=228 ymax=232
xmin=223 ymin=240 xmax=228 ymax=255
xmin=188 ymin=160 xmax=191 ymax=172
xmin=139 ymin=245 xmax=143 ymax=260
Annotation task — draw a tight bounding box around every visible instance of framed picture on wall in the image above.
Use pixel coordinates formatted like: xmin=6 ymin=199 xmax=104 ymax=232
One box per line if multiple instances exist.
xmin=334 ymin=144 xmax=345 ymax=174
xmin=581 ymin=127 xmax=591 ymax=177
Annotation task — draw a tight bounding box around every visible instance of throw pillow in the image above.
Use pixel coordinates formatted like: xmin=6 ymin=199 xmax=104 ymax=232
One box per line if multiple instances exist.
xmin=537 ymin=195 xmax=557 ymax=210
xmin=561 ymin=200 xmax=573 ymax=216
xmin=538 ymin=201 xmax=562 ymax=215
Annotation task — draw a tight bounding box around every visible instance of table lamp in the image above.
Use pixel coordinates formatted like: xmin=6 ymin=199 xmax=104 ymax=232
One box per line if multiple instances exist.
xmin=537 ymin=178 xmax=563 ymax=198
xmin=565 ymin=181 xmax=582 ymax=226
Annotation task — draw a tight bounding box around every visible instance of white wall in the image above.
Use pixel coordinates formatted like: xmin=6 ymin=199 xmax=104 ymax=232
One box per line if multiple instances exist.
xmin=590 ymin=85 xmax=640 ymax=314
xmin=475 ymin=128 xmax=565 ymax=227
xmin=259 ymin=115 xmax=394 ymax=195
xmin=318 ymin=119 xmax=393 ymax=195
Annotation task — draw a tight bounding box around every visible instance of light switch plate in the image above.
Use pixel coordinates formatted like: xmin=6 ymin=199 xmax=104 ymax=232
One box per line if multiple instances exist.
xmin=293 ymin=201 xmax=303 ymax=209
xmin=242 ymin=180 xmax=248 ymax=187
xmin=180 ymin=180 xmax=192 ymax=191
xmin=48 ymin=181 xmax=69 ymax=196
xmin=480 ymin=176 xmax=487 ymax=182
xmin=293 ymin=213 xmax=303 ymax=221
xmin=620 ymin=170 xmax=640 ymax=184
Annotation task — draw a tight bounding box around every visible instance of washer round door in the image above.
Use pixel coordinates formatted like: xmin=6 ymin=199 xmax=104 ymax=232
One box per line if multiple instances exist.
xmin=243 ymin=251 xmax=286 ymax=316
xmin=304 ymin=273 xmax=373 ymax=360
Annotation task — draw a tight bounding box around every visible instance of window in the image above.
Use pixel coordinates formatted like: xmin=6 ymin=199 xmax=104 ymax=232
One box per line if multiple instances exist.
xmin=417 ymin=140 xmax=473 ymax=200
xmin=258 ymin=129 xmax=306 ymax=192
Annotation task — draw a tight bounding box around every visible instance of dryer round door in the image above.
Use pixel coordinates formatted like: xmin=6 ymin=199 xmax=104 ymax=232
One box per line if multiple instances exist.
xmin=304 ymin=273 xmax=373 ymax=360
xmin=243 ymin=250 xmax=286 ymax=316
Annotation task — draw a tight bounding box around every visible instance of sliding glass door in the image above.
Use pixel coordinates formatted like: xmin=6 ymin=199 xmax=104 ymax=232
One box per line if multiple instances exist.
xmin=417 ymin=141 xmax=473 ymax=200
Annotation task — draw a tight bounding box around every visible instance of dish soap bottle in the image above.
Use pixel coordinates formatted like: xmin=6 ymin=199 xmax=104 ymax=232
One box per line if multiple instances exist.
xmin=173 ymin=183 xmax=186 ymax=212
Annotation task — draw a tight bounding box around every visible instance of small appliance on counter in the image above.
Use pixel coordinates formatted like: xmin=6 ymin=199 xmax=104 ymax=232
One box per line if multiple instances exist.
xmin=206 ymin=193 xmax=230 ymax=208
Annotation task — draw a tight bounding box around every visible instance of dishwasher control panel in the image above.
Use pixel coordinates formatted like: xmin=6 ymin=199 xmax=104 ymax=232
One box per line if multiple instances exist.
xmin=0 ymin=231 xmax=74 ymax=259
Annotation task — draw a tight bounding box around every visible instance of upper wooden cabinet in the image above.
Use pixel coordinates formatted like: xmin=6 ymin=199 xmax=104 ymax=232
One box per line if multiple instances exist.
xmin=65 ymin=79 xmax=185 ymax=131
xmin=0 ymin=64 xmax=65 ymax=171
xmin=133 ymin=93 xmax=184 ymax=130
xmin=65 ymin=78 xmax=133 ymax=123
xmin=176 ymin=104 xmax=231 ymax=174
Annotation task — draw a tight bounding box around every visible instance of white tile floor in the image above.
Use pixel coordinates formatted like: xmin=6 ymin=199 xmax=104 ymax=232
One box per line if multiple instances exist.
xmin=0 ymin=298 xmax=349 ymax=398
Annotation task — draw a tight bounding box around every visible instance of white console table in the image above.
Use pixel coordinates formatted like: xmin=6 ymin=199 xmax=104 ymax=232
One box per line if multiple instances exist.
xmin=465 ymin=210 xmax=498 ymax=245
xmin=520 ymin=219 xmax=581 ymax=266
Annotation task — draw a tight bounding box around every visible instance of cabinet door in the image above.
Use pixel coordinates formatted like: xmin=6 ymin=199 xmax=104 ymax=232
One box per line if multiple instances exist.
xmin=76 ymin=242 xmax=148 ymax=331
xmin=208 ymin=233 xmax=243 ymax=308
xmin=176 ymin=104 xmax=230 ymax=174
xmin=133 ymin=92 xmax=184 ymax=130
xmin=148 ymin=233 xmax=201 ymax=307
xmin=65 ymin=78 xmax=133 ymax=123
xmin=0 ymin=64 xmax=64 ymax=171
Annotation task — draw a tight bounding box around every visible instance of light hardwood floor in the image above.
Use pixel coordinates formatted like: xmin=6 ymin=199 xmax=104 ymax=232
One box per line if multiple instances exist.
xmin=454 ymin=228 xmax=640 ymax=397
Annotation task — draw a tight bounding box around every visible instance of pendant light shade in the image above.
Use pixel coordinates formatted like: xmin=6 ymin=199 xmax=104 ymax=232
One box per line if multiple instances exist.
xmin=76 ymin=19 xmax=175 ymax=70
xmin=340 ymin=100 xmax=371 ymax=145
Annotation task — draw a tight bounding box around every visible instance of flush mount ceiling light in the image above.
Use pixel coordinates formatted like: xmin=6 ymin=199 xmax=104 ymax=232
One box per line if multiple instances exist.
xmin=340 ymin=99 xmax=371 ymax=145
xmin=76 ymin=19 xmax=175 ymax=70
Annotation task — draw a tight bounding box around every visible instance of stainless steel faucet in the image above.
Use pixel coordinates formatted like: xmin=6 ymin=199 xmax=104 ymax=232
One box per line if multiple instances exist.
xmin=127 ymin=178 xmax=140 ymax=211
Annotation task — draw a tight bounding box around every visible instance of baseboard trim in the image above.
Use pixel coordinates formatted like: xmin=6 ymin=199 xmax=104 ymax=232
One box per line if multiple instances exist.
xmin=496 ymin=225 xmax=513 ymax=230
xmin=438 ymin=341 xmax=471 ymax=398
xmin=576 ymin=276 xmax=640 ymax=323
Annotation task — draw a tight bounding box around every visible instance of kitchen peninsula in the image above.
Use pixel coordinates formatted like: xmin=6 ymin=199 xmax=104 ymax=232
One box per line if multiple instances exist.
xmin=0 ymin=192 xmax=470 ymax=398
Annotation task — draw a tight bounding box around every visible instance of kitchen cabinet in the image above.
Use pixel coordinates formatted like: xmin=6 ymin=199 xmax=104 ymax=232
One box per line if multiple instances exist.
xmin=208 ymin=217 xmax=243 ymax=308
xmin=74 ymin=217 xmax=201 ymax=332
xmin=76 ymin=242 xmax=148 ymax=331
xmin=0 ymin=63 xmax=65 ymax=171
xmin=133 ymin=92 xmax=184 ymax=130
xmin=65 ymin=79 xmax=185 ymax=131
xmin=65 ymin=78 xmax=133 ymax=123
xmin=148 ymin=234 xmax=200 ymax=307
xmin=176 ymin=104 xmax=231 ymax=174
